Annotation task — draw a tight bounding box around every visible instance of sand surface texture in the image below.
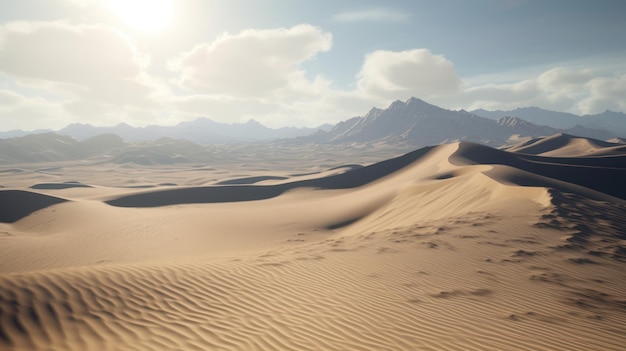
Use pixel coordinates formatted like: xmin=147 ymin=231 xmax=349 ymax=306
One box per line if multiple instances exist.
xmin=1 ymin=140 xmax=625 ymax=350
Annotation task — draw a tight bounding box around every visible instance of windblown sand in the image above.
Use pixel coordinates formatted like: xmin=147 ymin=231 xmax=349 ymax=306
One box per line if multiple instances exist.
xmin=1 ymin=140 xmax=625 ymax=350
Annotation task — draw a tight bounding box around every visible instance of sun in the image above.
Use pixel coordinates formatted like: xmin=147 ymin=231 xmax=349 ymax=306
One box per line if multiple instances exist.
xmin=105 ymin=0 xmax=173 ymax=31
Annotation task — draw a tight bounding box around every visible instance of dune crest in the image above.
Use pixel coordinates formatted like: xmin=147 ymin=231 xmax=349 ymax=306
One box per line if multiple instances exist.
xmin=504 ymin=133 xmax=626 ymax=157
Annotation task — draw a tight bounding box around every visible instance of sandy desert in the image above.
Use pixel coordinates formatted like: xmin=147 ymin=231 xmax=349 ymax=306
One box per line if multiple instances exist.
xmin=1 ymin=135 xmax=625 ymax=350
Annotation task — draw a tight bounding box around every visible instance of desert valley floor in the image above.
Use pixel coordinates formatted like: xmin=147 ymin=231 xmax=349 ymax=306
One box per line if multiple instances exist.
xmin=1 ymin=136 xmax=625 ymax=350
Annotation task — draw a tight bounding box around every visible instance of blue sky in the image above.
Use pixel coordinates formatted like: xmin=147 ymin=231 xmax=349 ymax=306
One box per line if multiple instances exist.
xmin=0 ymin=0 xmax=625 ymax=130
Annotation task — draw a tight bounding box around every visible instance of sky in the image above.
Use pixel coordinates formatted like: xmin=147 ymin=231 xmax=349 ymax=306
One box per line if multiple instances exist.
xmin=0 ymin=0 xmax=625 ymax=131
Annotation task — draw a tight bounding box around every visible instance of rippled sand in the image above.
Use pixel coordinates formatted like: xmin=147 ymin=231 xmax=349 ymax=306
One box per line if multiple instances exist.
xmin=1 ymin=140 xmax=625 ymax=350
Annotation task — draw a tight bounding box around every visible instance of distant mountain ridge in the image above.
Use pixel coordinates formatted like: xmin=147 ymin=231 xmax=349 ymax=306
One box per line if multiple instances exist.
xmin=2 ymin=99 xmax=624 ymax=145
xmin=60 ymin=118 xmax=332 ymax=144
xmin=1 ymin=98 xmax=623 ymax=164
xmin=472 ymin=107 xmax=626 ymax=136
xmin=0 ymin=128 xmax=53 ymax=139
xmin=0 ymin=132 xmax=219 ymax=165
xmin=1 ymin=118 xmax=332 ymax=144
xmin=301 ymin=98 xmax=616 ymax=147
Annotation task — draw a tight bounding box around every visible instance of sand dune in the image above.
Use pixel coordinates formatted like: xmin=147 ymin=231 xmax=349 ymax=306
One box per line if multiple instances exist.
xmin=1 ymin=139 xmax=625 ymax=350
xmin=0 ymin=190 xmax=67 ymax=223
xmin=504 ymin=133 xmax=626 ymax=157
xmin=105 ymin=146 xmax=435 ymax=208
xmin=456 ymin=141 xmax=626 ymax=200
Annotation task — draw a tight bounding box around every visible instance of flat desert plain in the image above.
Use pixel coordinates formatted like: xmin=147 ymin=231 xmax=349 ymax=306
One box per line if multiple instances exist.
xmin=1 ymin=137 xmax=625 ymax=350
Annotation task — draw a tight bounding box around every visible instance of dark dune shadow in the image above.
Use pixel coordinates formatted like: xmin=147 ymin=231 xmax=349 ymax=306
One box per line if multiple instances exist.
xmin=0 ymin=190 xmax=68 ymax=223
xmin=30 ymin=183 xmax=92 ymax=190
xmin=455 ymin=142 xmax=626 ymax=200
xmin=289 ymin=171 xmax=320 ymax=177
xmin=326 ymin=216 xmax=363 ymax=230
xmin=327 ymin=164 xmax=365 ymax=172
xmin=217 ymin=176 xmax=288 ymax=185
xmin=108 ymin=186 xmax=284 ymax=207
xmin=517 ymin=153 xmax=626 ymax=168
xmin=106 ymin=146 xmax=435 ymax=208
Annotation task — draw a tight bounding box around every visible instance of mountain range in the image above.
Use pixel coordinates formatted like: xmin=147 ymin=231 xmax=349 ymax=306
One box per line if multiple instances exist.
xmin=300 ymin=97 xmax=617 ymax=147
xmin=472 ymin=107 xmax=626 ymax=136
xmin=2 ymin=99 xmax=625 ymax=146
xmin=0 ymin=118 xmax=332 ymax=144
xmin=1 ymin=97 xmax=625 ymax=165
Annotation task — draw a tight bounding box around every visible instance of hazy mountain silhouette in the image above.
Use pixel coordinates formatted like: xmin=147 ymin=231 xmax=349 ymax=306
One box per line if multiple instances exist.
xmin=301 ymin=98 xmax=616 ymax=147
xmin=473 ymin=107 xmax=626 ymax=136
xmin=57 ymin=118 xmax=331 ymax=144
xmin=0 ymin=128 xmax=53 ymax=139
xmin=0 ymin=118 xmax=331 ymax=144
xmin=0 ymin=98 xmax=619 ymax=164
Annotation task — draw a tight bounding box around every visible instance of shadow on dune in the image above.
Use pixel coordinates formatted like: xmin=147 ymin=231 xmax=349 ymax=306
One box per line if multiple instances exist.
xmin=0 ymin=190 xmax=68 ymax=223
xmin=106 ymin=146 xmax=435 ymax=208
xmin=30 ymin=183 xmax=92 ymax=190
xmin=217 ymin=176 xmax=289 ymax=185
xmin=455 ymin=142 xmax=626 ymax=200
xmin=326 ymin=216 xmax=363 ymax=230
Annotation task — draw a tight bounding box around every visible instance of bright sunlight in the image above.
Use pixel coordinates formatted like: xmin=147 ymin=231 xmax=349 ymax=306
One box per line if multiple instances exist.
xmin=105 ymin=0 xmax=173 ymax=31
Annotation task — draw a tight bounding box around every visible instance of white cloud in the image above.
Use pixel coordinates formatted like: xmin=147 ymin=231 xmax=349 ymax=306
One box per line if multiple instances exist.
xmin=163 ymin=24 xmax=350 ymax=127
xmin=170 ymin=24 xmax=332 ymax=97
xmin=171 ymin=95 xmax=279 ymax=120
xmin=0 ymin=90 xmax=23 ymax=105
xmin=0 ymin=21 xmax=164 ymax=125
xmin=578 ymin=73 xmax=626 ymax=114
xmin=451 ymin=67 xmax=626 ymax=115
xmin=0 ymin=90 xmax=68 ymax=130
xmin=166 ymin=88 xmax=373 ymax=128
xmin=537 ymin=67 xmax=594 ymax=91
xmin=0 ymin=22 xmax=140 ymax=86
xmin=356 ymin=49 xmax=462 ymax=100
xmin=0 ymin=19 xmax=624 ymax=131
xmin=333 ymin=8 xmax=411 ymax=23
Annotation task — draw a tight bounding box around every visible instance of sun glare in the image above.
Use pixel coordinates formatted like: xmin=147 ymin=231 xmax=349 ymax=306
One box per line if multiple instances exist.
xmin=106 ymin=0 xmax=173 ymax=31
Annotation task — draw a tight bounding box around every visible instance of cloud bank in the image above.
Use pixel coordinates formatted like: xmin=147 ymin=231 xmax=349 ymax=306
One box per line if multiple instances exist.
xmin=457 ymin=68 xmax=626 ymax=114
xmin=0 ymin=21 xmax=166 ymax=128
xmin=357 ymin=49 xmax=462 ymax=99
xmin=170 ymin=24 xmax=332 ymax=97
xmin=0 ymin=21 xmax=624 ymax=130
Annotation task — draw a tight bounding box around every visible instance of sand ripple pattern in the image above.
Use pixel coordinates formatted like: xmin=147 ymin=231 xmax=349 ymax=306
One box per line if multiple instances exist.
xmin=2 ymin=221 xmax=626 ymax=351
xmin=2 ymin=141 xmax=626 ymax=350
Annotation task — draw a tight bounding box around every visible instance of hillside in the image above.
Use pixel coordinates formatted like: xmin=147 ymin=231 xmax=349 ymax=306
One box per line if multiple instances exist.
xmin=304 ymin=98 xmax=616 ymax=146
